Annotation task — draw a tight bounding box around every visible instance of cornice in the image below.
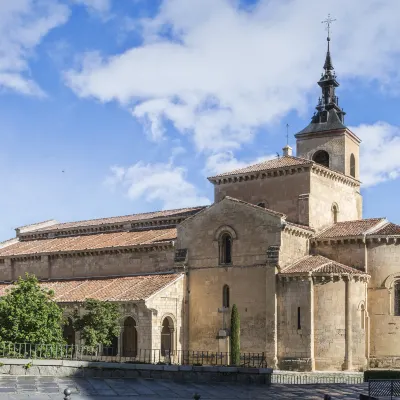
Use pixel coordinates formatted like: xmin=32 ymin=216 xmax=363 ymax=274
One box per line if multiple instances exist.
xmin=208 ymin=165 xmax=311 ymax=185
xmin=312 ymin=236 xmax=400 ymax=246
xmin=310 ymin=164 xmax=360 ymax=187
xmin=18 ymin=218 xmax=184 ymax=241
xmin=278 ymin=273 xmax=369 ymax=283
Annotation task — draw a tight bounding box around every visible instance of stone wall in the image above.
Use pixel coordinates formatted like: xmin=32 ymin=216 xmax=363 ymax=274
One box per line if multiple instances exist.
xmin=279 ymin=230 xmax=309 ymax=269
xmin=2 ymin=249 xmax=175 ymax=281
xmin=314 ymin=278 xmax=366 ymax=370
xmin=146 ymin=276 xmax=185 ymax=352
xmin=0 ymin=358 xmax=272 ymax=384
xmin=367 ymin=241 xmax=400 ymax=361
xmin=309 ymin=172 xmax=361 ymax=231
xmin=177 ymin=198 xmax=283 ymax=358
xmin=213 ymin=171 xmax=310 ymax=225
xmin=277 ymin=279 xmax=312 ymax=371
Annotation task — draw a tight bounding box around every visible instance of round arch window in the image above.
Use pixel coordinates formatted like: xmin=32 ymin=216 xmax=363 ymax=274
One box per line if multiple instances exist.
xmin=313 ymin=150 xmax=330 ymax=168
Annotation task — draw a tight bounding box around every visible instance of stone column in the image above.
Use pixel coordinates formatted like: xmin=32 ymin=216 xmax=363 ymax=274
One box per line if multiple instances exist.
xmin=118 ymin=326 xmax=124 ymax=357
xmin=309 ymin=277 xmax=315 ymax=371
xmin=345 ymin=277 xmax=353 ymax=370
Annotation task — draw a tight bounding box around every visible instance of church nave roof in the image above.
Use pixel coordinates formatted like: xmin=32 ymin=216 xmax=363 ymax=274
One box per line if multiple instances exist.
xmin=0 ymin=273 xmax=182 ymax=302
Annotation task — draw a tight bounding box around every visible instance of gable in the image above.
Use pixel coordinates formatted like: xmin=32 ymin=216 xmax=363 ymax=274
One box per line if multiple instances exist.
xmin=177 ymin=197 xmax=284 ymax=269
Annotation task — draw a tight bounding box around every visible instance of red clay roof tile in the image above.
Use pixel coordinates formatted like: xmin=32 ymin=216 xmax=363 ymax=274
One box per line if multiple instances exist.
xmin=0 ymin=228 xmax=177 ymax=257
xmin=0 ymin=274 xmax=182 ymax=302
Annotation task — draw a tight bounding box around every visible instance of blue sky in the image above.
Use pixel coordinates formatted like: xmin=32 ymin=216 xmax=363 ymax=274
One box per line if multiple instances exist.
xmin=1 ymin=0 xmax=400 ymax=241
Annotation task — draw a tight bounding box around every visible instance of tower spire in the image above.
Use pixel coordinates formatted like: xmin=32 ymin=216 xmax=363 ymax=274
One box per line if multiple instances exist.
xmin=295 ymin=14 xmax=346 ymax=135
xmin=322 ymin=14 xmax=336 ymax=71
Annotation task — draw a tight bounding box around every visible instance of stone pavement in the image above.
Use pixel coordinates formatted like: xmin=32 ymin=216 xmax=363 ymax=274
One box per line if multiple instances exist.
xmin=0 ymin=376 xmax=370 ymax=399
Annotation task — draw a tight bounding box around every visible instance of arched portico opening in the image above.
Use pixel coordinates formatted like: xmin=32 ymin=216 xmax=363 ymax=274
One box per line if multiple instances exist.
xmin=161 ymin=317 xmax=174 ymax=356
xmin=63 ymin=317 xmax=75 ymax=346
xmin=122 ymin=317 xmax=138 ymax=357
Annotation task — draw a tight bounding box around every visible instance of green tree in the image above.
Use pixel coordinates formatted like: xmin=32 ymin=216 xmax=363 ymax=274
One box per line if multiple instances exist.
xmin=230 ymin=304 xmax=240 ymax=366
xmin=73 ymin=299 xmax=120 ymax=347
xmin=0 ymin=273 xmax=65 ymax=344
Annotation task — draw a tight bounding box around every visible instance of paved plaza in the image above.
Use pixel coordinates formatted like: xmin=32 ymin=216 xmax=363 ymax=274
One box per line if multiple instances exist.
xmin=0 ymin=376 xmax=371 ymax=399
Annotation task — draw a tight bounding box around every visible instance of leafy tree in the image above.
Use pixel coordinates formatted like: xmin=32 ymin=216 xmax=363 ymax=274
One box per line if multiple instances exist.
xmin=73 ymin=299 xmax=121 ymax=347
xmin=0 ymin=273 xmax=65 ymax=344
xmin=230 ymin=304 xmax=240 ymax=366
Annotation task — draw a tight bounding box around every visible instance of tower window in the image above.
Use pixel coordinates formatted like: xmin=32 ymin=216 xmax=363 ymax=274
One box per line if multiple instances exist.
xmin=222 ymin=285 xmax=230 ymax=308
xmin=219 ymin=233 xmax=232 ymax=265
xmin=313 ymin=150 xmax=330 ymax=168
xmin=350 ymin=154 xmax=356 ymax=178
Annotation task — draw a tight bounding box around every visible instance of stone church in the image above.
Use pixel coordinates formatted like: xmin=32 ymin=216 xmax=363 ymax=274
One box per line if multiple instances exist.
xmin=0 ymin=36 xmax=400 ymax=372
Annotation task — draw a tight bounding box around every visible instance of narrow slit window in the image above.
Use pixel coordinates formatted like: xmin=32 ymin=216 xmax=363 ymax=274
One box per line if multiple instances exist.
xmin=395 ymin=282 xmax=400 ymax=316
xmin=223 ymin=285 xmax=230 ymax=308
xmin=360 ymin=304 xmax=365 ymax=330
xmin=297 ymin=307 xmax=301 ymax=330
xmin=219 ymin=233 xmax=232 ymax=265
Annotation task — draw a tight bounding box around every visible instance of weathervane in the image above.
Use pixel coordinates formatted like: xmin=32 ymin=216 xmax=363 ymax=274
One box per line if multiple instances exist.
xmin=322 ymin=14 xmax=336 ymax=40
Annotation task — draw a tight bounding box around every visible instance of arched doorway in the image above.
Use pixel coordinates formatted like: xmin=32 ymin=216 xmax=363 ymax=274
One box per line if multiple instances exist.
xmin=122 ymin=317 xmax=137 ymax=357
xmin=161 ymin=317 xmax=174 ymax=356
xmin=63 ymin=318 xmax=75 ymax=346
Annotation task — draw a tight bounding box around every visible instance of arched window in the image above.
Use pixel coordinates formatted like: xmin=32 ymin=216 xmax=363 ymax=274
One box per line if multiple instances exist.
xmin=395 ymin=282 xmax=400 ymax=316
xmin=350 ymin=154 xmax=356 ymax=178
xmin=313 ymin=150 xmax=330 ymax=168
xmin=219 ymin=233 xmax=232 ymax=265
xmin=161 ymin=317 xmax=174 ymax=356
xmin=223 ymin=285 xmax=230 ymax=308
xmin=122 ymin=317 xmax=138 ymax=357
xmin=332 ymin=203 xmax=339 ymax=224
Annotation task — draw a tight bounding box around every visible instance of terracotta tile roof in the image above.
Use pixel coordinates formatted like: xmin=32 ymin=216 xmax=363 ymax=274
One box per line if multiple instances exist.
xmin=0 ymin=228 xmax=177 ymax=257
xmin=369 ymin=222 xmax=400 ymax=236
xmin=316 ymin=218 xmax=386 ymax=239
xmin=224 ymin=196 xmax=286 ymax=218
xmin=208 ymin=156 xmax=313 ymax=179
xmin=0 ymin=274 xmax=182 ymax=302
xmin=29 ymin=206 xmax=206 ymax=233
xmin=281 ymin=255 xmax=367 ymax=276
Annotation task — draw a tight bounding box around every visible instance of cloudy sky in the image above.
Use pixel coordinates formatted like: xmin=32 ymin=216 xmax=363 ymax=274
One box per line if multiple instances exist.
xmin=1 ymin=0 xmax=400 ymax=241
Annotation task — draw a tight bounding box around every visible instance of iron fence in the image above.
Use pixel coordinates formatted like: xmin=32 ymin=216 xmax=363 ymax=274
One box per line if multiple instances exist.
xmin=369 ymin=379 xmax=400 ymax=399
xmin=0 ymin=342 xmax=266 ymax=368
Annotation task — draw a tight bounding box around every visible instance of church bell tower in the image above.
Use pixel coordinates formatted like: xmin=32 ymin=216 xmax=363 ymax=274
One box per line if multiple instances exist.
xmin=295 ymin=17 xmax=361 ymax=180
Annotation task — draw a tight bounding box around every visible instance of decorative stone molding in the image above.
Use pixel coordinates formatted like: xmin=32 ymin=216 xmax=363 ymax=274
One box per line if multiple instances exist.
xmin=18 ymin=218 xmax=187 ymax=241
xmin=312 ymin=235 xmax=400 ymax=246
xmin=214 ymin=225 xmax=238 ymax=241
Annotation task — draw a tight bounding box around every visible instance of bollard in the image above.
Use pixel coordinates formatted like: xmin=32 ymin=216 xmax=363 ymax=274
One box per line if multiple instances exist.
xmin=323 ymin=395 xmax=331 ymax=400
xmin=193 ymin=393 xmax=201 ymax=400
xmin=64 ymin=388 xmax=72 ymax=400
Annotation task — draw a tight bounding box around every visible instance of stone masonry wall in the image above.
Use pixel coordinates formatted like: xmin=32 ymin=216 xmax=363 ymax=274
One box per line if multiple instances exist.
xmin=309 ymin=172 xmax=361 ymax=231
xmin=2 ymin=249 xmax=175 ymax=281
xmin=213 ymin=172 xmax=310 ymax=225
xmin=367 ymin=242 xmax=400 ymax=363
xmin=277 ymin=279 xmax=311 ymax=370
xmin=177 ymin=199 xmax=283 ymax=359
xmin=146 ymin=276 xmax=185 ymax=352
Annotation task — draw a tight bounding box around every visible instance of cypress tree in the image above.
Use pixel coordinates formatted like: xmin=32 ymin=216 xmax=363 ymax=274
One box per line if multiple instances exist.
xmin=230 ymin=304 xmax=240 ymax=365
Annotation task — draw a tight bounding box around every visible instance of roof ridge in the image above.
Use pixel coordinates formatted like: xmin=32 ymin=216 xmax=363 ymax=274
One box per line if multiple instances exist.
xmin=224 ymin=196 xmax=286 ymax=218
xmin=364 ymin=218 xmax=389 ymax=235
xmin=281 ymin=255 xmax=313 ymax=271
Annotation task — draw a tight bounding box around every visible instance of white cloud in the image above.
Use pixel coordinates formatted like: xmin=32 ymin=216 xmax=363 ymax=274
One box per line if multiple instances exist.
xmin=105 ymin=162 xmax=211 ymax=209
xmin=65 ymin=0 xmax=400 ymax=154
xmin=351 ymin=122 xmax=400 ymax=187
xmin=71 ymin=0 xmax=111 ymax=13
xmin=0 ymin=1 xmax=70 ymax=95
xmin=204 ymin=151 xmax=276 ymax=176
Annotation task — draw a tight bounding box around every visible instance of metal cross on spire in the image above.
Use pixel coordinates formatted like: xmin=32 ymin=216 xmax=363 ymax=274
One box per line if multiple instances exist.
xmin=322 ymin=14 xmax=336 ymax=40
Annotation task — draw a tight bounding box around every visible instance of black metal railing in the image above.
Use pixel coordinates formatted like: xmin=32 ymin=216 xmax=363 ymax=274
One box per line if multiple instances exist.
xmin=369 ymin=379 xmax=400 ymax=399
xmin=0 ymin=342 xmax=266 ymax=368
